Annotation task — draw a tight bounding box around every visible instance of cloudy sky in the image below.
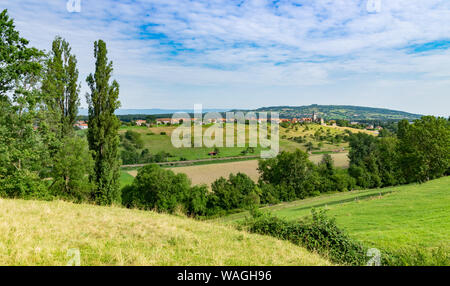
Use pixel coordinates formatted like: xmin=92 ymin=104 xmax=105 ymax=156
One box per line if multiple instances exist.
xmin=1 ymin=0 xmax=450 ymax=116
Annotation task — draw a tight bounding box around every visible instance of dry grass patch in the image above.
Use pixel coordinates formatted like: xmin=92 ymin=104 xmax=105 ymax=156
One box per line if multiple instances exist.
xmin=0 ymin=198 xmax=331 ymax=266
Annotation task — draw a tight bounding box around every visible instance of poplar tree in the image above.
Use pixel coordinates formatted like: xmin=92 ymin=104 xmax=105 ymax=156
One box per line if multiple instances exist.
xmin=86 ymin=40 xmax=121 ymax=205
xmin=42 ymin=36 xmax=80 ymax=139
xmin=42 ymin=37 xmax=93 ymax=201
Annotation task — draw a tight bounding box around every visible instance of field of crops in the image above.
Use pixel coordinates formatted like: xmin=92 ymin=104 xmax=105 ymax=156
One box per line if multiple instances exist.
xmin=121 ymin=152 xmax=350 ymax=188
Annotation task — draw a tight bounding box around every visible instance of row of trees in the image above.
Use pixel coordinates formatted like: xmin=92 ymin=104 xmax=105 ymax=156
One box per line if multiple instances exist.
xmin=0 ymin=10 xmax=121 ymax=205
xmin=349 ymin=116 xmax=450 ymax=188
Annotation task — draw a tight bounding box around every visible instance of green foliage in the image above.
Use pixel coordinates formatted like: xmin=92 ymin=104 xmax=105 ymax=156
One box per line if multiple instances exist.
xmin=121 ymin=164 xmax=207 ymax=216
xmin=0 ymin=169 xmax=51 ymax=200
xmin=0 ymin=9 xmax=50 ymax=200
xmin=258 ymin=150 xmax=319 ymax=199
xmin=41 ymin=36 xmax=80 ymax=139
xmin=244 ymin=209 xmax=367 ymax=265
xmin=0 ymin=9 xmax=43 ymax=97
xmin=397 ymin=116 xmax=450 ymax=183
xmin=86 ymin=40 xmax=121 ymax=205
xmin=49 ymin=136 xmax=94 ymax=203
xmin=348 ymin=117 xmax=449 ymax=188
xmin=209 ymin=173 xmax=260 ymax=213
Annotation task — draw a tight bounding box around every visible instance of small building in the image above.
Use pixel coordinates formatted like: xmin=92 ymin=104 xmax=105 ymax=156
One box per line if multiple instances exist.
xmin=74 ymin=123 xmax=88 ymax=130
xmin=135 ymin=120 xmax=147 ymax=126
xmin=156 ymin=118 xmax=172 ymax=125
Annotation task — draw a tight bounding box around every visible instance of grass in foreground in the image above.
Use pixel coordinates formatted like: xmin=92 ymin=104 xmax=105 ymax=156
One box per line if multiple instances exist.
xmin=218 ymin=177 xmax=450 ymax=263
xmin=0 ymin=198 xmax=332 ymax=266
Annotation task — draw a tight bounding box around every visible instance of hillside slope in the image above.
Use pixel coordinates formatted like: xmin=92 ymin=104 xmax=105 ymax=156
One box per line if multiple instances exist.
xmin=218 ymin=177 xmax=450 ymax=264
xmin=0 ymin=198 xmax=331 ymax=266
xmin=235 ymin=104 xmax=423 ymax=120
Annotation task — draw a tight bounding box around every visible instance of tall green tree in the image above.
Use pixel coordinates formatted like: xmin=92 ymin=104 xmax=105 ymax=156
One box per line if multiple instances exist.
xmin=0 ymin=9 xmax=50 ymax=199
xmin=42 ymin=36 xmax=80 ymax=139
xmin=40 ymin=37 xmax=94 ymax=201
xmin=398 ymin=116 xmax=450 ymax=183
xmin=86 ymin=40 xmax=121 ymax=205
xmin=0 ymin=9 xmax=42 ymax=99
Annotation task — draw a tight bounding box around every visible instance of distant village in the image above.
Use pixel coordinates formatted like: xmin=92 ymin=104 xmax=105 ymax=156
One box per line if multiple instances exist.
xmin=74 ymin=111 xmax=383 ymax=134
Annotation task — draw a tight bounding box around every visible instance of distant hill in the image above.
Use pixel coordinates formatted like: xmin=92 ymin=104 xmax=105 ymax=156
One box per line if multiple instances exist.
xmin=234 ymin=105 xmax=423 ymax=121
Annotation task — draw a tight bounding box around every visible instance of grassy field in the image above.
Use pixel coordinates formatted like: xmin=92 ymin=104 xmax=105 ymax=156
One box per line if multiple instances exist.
xmin=0 ymin=198 xmax=331 ymax=266
xmin=217 ymin=177 xmax=450 ymax=263
xmin=119 ymin=123 xmax=371 ymax=162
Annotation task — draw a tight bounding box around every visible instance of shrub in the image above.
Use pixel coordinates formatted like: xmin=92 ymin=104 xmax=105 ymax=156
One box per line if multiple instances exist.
xmin=0 ymin=170 xmax=52 ymax=200
xmin=49 ymin=136 xmax=94 ymax=203
xmin=184 ymin=185 xmax=208 ymax=216
xmin=243 ymin=209 xmax=367 ymax=265
xmin=121 ymin=164 xmax=191 ymax=213
xmin=209 ymin=173 xmax=260 ymax=212
xmin=258 ymin=150 xmax=320 ymax=199
xmin=121 ymin=164 xmax=208 ymax=217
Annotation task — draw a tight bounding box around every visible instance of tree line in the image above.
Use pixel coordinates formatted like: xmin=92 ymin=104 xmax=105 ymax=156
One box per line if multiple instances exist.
xmin=0 ymin=10 xmax=121 ymax=204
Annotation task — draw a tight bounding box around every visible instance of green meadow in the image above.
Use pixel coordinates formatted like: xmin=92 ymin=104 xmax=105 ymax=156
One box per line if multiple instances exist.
xmin=217 ymin=176 xmax=450 ymax=264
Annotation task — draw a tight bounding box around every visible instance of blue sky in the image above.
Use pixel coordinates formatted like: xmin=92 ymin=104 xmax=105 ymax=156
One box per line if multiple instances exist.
xmin=1 ymin=0 xmax=450 ymax=116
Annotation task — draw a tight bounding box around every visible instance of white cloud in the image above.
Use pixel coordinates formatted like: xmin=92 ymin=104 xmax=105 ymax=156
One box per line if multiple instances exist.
xmin=0 ymin=0 xmax=449 ymax=116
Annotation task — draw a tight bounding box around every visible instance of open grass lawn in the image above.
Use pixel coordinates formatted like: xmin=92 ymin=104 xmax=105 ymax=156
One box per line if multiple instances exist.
xmin=119 ymin=171 xmax=134 ymax=188
xmin=218 ymin=176 xmax=450 ymax=263
xmin=0 ymin=198 xmax=331 ymax=266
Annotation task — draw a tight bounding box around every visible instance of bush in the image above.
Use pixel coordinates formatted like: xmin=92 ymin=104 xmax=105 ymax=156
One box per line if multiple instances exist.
xmin=184 ymin=185 xmax=208 ymax=216
xmin=0 ymin=170 xmax=52 ymax=200
xmin=124 ymin=130 xmax=144 ymax=149
xmin=49 ymin=136 xmax=94 ymax=203
xmin=121 ymin=164 xmax=191 ymax=213
xmin=258 ymin=150 xmax=320 ymax=199
xmin=244 ymin=209 xmax=367 ymax=265
xmin=209 ymin=173 xmax=260 ymax=213
xmin=121 ymin=164 xmax=208 ymax=217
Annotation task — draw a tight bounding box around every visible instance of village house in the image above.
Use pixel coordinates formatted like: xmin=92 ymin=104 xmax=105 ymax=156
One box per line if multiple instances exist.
xmin=135 ymin=119 xmax=147 ymax=126
xmin=74 ymin=120 xmax=88 ymax=130
xmin=156 ymin=118 xmax=172 ymax=125
xmin=328 ymin=120 xmax=337 ymax=127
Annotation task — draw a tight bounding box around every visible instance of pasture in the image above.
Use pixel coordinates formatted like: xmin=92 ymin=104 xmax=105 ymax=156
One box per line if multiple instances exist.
xmin=217 ymin=176 xmax=450 ymax=264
